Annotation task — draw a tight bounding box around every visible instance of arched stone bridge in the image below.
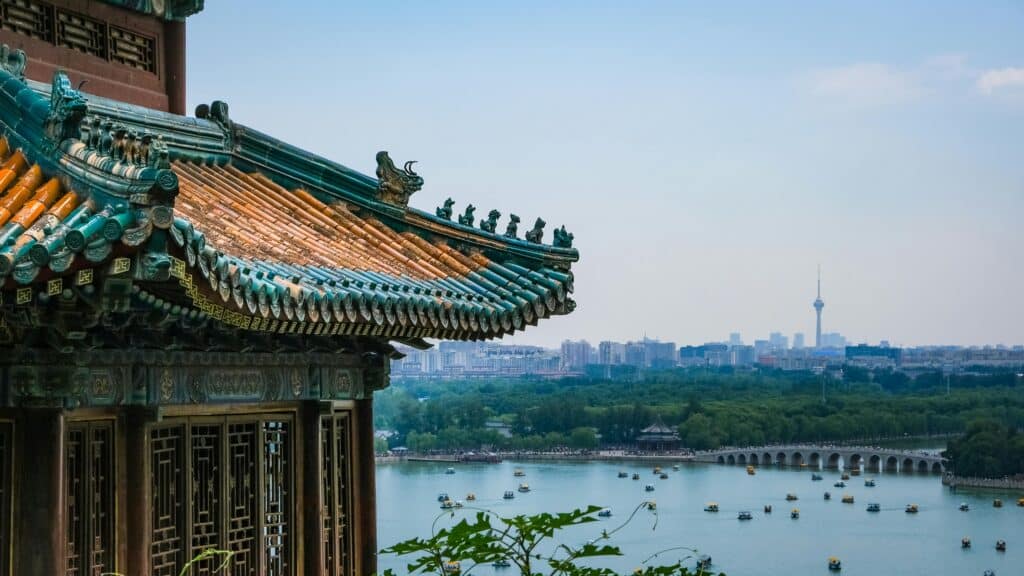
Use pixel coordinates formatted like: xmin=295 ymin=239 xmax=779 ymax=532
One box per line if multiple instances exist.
xmin=694 ymin=445 xmax=945 ymax=474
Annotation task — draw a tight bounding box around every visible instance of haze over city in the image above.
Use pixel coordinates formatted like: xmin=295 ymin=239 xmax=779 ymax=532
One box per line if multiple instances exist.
xmin=189 ymin=1 xmax=1024 ymax=348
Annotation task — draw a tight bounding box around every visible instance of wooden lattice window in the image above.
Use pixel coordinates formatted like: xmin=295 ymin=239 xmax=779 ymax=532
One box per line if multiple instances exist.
xmin=55 ymin=8 xmax=106 ymax=59
xmin=0 ymin=0 xmax=54 ymax=41
xmin=150 ymin=415 xmax=293 ymax=576
xmin=64 ymin=421 xmax=116 ymax=576
xmin=320 ymin=412 xmax=353 ymax=576
xmin=0 ymin=421 xmax=12 ymax=576
xmin=109 ymin=25 xmax=155 ymax=73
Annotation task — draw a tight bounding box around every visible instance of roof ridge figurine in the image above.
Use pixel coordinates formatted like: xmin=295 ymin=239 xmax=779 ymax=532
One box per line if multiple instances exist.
xmin=375 ymin=150 xmax=423 ymax=206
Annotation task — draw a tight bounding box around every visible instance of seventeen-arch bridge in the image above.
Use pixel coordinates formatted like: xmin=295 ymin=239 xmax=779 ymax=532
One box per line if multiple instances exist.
xmin=694 ymin=445 xmax=945 ymax=474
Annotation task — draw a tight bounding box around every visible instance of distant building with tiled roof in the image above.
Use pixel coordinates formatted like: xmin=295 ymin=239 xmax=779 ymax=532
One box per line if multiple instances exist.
xmin=0 ymin=3 xmax=578 ymax=574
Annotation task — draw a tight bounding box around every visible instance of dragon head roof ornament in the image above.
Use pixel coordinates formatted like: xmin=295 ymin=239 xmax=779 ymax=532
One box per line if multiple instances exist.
xmin=45 ymin=71 xmax=88 ymax=145
xmin=375 ymin=151 xmax=423 ymax=207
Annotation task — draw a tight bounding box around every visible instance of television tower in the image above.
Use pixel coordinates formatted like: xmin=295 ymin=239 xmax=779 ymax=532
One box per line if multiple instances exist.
xmin=813 ymin=266 xmax=824 ymax=348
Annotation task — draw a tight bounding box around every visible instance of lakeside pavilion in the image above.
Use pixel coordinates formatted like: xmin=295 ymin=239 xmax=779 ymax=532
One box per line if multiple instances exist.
xmin=0 ymin=2 xmax=579 ymax=574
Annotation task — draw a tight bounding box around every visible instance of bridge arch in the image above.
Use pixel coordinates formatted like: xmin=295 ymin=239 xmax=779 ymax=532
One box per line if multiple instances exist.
xmin=849 ymin=454 xmax=863 ymax=470
xmin=750 ymin=453 xmax=759 ymax=466
xmin=727 ymin=455 xmax=736 ymax=465
xmin=903 ymin=458 xmax=914 ymax=472
xmin=809 ymin=452 xmax=821 ymax=468
xmin=827 ymin=453 xmax=841 ymax=469
xmin=868 ymin=454 xmax=881 ymax=472
xmin=885 ymin=456 xmax=899 ymax=472
xmin=791 ymin=452 xmax=804 ymax=466
xmin=717 ymin=455 xmax=725 ymax=464
xmin=763 ymin=453 xmax=772 ymax=465
xmin=916 ymin=460 xmax=929 ymax=473
xmin=931 ymin=462 xmax=943 ymax=474
xmin=776 ymin=452 xmax=787 ymax=466
xmin=737 ymin=454 xmax=747 ymax=466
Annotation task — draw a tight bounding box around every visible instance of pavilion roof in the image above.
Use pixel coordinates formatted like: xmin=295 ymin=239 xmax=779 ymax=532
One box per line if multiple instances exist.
xmin=0 ymin=48 xmax=577 ymax=344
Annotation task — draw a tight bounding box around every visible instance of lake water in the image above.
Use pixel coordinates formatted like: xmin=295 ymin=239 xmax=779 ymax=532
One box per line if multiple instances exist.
xmin=377 ymin=459 xmax=1021 ymax=576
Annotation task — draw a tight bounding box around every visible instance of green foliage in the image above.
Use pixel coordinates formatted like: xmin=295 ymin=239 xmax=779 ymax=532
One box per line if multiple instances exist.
xmin=101 ymin=548 xmax=233 ymax=576
xmin=376 ymin=369 xmax=1024 ymax=451
xmin=375 ymin=504 xmax=719 ymax=576
xmin=944 ymin=419 xmax=1024 ymax=478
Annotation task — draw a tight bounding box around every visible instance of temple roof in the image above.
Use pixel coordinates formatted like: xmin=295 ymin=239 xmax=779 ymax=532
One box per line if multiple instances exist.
xmin=0 ymin=46 xmax=578 ymax=345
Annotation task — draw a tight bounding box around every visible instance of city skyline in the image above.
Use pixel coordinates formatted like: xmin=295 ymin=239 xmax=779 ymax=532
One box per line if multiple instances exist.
xmin=189 ymin=1 xmax=1023 ymax=349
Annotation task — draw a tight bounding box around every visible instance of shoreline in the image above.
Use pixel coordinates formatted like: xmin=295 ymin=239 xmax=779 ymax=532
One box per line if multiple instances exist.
xmin=941 ymin=474 xmax=1024 ymax=492
xmin=375 ymin=451 xmax=697 ymax=464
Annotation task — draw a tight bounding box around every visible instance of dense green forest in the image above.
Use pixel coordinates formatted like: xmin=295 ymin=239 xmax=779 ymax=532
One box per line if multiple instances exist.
xmin=374 ymin=368 xmax=1024 ymax=452
xmin=943 ymin=419 xmax=1024 ymax=478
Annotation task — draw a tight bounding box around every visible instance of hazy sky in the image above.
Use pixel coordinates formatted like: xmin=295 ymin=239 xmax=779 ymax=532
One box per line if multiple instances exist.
xmin=187 ymin=1 xmax=1023 ymax=348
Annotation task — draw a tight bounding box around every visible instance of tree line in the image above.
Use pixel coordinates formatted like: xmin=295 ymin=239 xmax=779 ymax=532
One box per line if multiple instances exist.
xmin=374 ymin=368 xmax=1024 ymax=452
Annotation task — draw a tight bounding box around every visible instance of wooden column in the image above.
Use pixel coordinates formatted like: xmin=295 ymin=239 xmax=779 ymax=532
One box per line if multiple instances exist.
xmin=124 ymin=408 xmax=151 ymax=576
xmin=14 ymin=409 xmax=63 ymax=576
xmin=354 ymin=398 xmax=377 ymax=576
xmin=164 ymin=20 xmax=187 ymax=115
xmin=302 ymin=401 xmax=326 ymax=576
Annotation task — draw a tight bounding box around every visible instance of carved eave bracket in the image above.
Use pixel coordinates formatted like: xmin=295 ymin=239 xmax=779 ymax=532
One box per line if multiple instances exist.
xmin=375 ymin=151 xmax=423 ymax=207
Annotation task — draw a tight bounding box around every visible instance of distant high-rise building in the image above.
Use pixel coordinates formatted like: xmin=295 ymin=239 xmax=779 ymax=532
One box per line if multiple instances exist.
xmin=813 ymin=267 xmax=825 ymax=348
xmin=560 ymin=340 xmax=593 ymax=370
xmin=769 ymin=332 xmax=789 ymax=350
xmin=793 ymin=333 xmax=805 ymax=349
xmin=729 ymin=333 xmax=743 ymax=347
xmin=598 ymin=341 xmax=626 ymax=365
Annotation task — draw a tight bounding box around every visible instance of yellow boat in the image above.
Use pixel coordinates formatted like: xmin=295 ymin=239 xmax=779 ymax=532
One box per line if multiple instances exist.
xmin=466 ymin=493 xmax=476 ymax=501
xmin=828 ymin=557 xmax=841 ymax=571
xmin=905 ymin=504 xmax=919 ymax=513
xmin=841 ymin=495 xmax=854 ymax=504
xmin=1017 ymin=498 xmax=1024 ymax=507
xmin=747 ymin=465 xmax=756 ymax=475
xmin=444 ymin=560 xmax=462 ymax=574
xmin=850 ymin=469 xmax=861 ymax=476
xmin=517 ymin=483 xmax=530 ymax=493
xmin=791 ymin=508 xmax=800 ymax=519
xmin=841 ymin=473 xmax=850 ymax=481
xmin=704 ymin=502 xmax=719 ymax=512
xmin=653 ymin=466 xmax=662 ymax=474
xmin=647 ymin=500 xmax=657 ymax=510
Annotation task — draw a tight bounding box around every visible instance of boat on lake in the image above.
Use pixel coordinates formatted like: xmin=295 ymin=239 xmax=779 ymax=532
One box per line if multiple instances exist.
xmin=653 ymin=466 xmax=662 ymax=474
xmin=812 ymin=473 xmax=823 ymax=481
xmin=738 ymin=510 xmax=753 ymax=520
xmin=841 ymin=472 xmax=850 ymax=480
xmin=1018 ymin=498 xmax=1024 ymax=507
xmin=492 ymin=559 xmax=511 ymax=568
xmin=959 ymin=502 xmax=970 ymax=511
xmin=850 ymin=469 xmax=861 ymax=476
xmin=747 ymin=465 xmax=756 ymax=475
xmin=518 ymin=483 xmax=530 ymax=493
xmin=673 ymin=464 xmax=681 ymax=471
xmin=962 ymin=537 xmax=971 ymax=549
xmin=514 ymin=468 xmax=525 ymax=477
xmin=647 ymin=500 xmax=657 ymax=510
xmin=864 ymin=478 xmax=876 ymax=487
xmin=828 ymin=557 xmax=841 ymax=571
xmin=466 ymin=493 xmax=476 ymax=501
xmin=618 ymin=471 xmax=629 ymax=478
xmin=445 ymin=467 xmax=455 ymax=475
xmin=437 ymin=492 xmax=449 ymax=502
xmin=791 ymin=508 xmax=800 ymax=518
xmin=503 ymin=491 xmax=514 ymax=500
xmin=996 ymin=540 xmax=1006 ymax=551
xmin=993 ymin=499 xmax=1002 ymax=508
xmin=659 ymin=473 xmax=669 ymax=479
xmin=645 ymin=484 xmax=655 ymax=492
xmin=786 ymin=493 xmax=798 ymax=501
xmin=842 ymin=495 xmax=854 ymax=504
xmin=632 ymin=473 xmax=641 ymax=480
xmin=824 ymin=492 xmax=832 ymax=500
xmin=834 ymin=481 xmax=846 ymax=488
xmin=440 ymin=499 xmax=455 ymax=509
xmin=867 ymin=503 xmax=880 ymax=512
xmin=444 ymin=560 xmax=461 ymax=574
xmin=905 ymin=504 xmax=919 ymax=513
xmin=696 ymin=555 xmax=712 ymax=570
xmin=764 ymin=504 xmax=772 ymax=513
xmin=704 ymin=502 xmax=719 ymax=512
xmin=598 ymin=508 xmax=612 ymax=517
